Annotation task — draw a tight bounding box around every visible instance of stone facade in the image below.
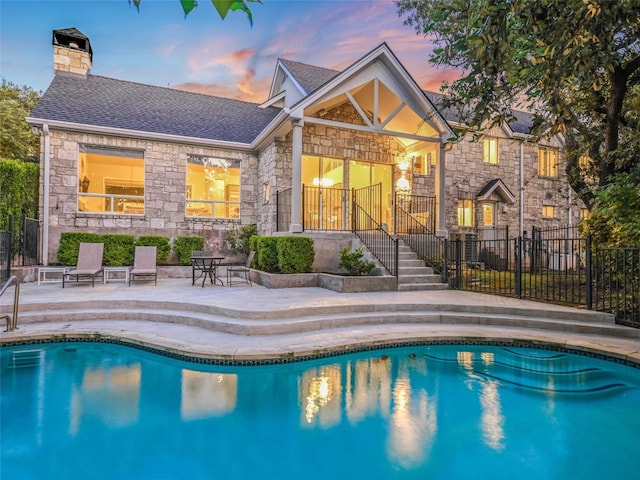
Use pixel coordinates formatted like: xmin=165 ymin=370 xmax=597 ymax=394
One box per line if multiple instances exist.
xmin=42 ymin=130 xmax=257 ymax=263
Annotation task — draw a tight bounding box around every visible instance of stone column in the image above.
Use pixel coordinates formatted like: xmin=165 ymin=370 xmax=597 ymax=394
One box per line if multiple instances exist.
xmin=436 ymin=142 xmax=448 ymax=237
xmin=290 ymin=118 xmax=304 ymax=233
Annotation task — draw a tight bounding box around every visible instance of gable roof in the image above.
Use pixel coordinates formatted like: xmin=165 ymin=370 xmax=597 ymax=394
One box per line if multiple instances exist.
xmin=476 ymin=178 xmax=516 ymax=203
xmin=278 ymin=59 xmax=340 ymax=95
xmin=29 ymin=73 xmax=281 ymax=145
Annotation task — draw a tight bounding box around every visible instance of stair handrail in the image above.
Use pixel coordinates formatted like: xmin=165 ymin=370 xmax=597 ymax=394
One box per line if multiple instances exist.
xmin=0 ymin=275 xmax=19 ymax=332
xmin=352 ymin=202 xmax=398 ymax=276
xmin=395 ymin=201 xmax=448 ymax=281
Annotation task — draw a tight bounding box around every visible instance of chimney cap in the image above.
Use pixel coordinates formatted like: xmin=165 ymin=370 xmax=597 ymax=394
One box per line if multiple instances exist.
xmin=52 ymin=27 xmax=93 ymax=62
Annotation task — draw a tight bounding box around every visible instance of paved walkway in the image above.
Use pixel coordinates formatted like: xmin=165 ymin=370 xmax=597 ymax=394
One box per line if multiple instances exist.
xmin=2 ymin=279 xmax=639 ymax=365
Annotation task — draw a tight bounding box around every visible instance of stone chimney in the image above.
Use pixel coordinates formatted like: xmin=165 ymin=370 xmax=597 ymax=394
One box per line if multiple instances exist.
xmin=52 ymin=28 xmax=93 ymax=76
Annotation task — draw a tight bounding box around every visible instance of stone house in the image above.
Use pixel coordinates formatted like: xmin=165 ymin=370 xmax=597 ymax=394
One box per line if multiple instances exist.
xmin=27 ymin=28 xmax=584 ymax=270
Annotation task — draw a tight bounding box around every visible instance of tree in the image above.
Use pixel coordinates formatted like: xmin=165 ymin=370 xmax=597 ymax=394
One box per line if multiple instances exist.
xmin=396 ymin=0 xmax=640 ymax=212
xmin=130 ymin=0 xmax=262 ymax=25
xmin=0 ymin=79 xmax=41 ymax=161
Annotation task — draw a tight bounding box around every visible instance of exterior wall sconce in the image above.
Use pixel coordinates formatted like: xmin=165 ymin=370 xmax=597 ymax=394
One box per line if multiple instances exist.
xmin=396 ymin=156 xmax=411 ymax=194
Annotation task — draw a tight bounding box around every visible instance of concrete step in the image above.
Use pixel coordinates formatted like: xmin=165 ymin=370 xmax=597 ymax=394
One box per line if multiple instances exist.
xmin=398 ymin=266 xmax=435 ymax=275
xmin=397 ymin=283 xmax=450 ymax=292
xmin=399 ymin=259 xmax=426 ymax=268
xmin=397 ymin=274 xmax=443 ymax=284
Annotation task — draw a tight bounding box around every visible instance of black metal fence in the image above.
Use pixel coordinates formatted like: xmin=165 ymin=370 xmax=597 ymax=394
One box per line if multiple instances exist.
xmin=0 ymin=215 xmax=40 ymax=282
xmin=446 ymin=226 xmax=639 ymax=327
xmin=0 ymin=229 xmax=10 ymax=283
xmin=302 ymin=185 xmax=351 ymax=231
xmin=352 ymin=201 xmax=398 ymax=276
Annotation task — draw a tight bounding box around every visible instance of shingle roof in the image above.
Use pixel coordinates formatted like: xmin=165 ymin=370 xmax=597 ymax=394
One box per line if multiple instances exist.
xmin=279 ymin=59 xmax=340 ymax=95
xmin=424 ymin=90 xmax=534 ymax=134
xmin=30 ymin=73 xmax=281 ymax=144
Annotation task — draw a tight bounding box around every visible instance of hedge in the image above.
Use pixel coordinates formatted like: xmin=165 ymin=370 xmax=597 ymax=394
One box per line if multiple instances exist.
xmin=250 ymin=235 xmax=315 ymax=273
xmin=173 ymin=236 xmax=205 ymax=265
xmin=56 ymin=232 xmax=102 ymax=266
xmin=101 ymin=234 xmax=136 ymax=267
xmin=136 ymin=235 xmax=171 ymax=265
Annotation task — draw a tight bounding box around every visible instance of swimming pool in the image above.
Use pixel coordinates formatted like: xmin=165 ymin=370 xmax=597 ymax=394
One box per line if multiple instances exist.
xmin=2 ymin=341 xmax=639 ymax=479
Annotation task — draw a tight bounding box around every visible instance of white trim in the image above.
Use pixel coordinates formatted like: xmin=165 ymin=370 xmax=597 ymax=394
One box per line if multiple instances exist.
xmin=260 ymin=90 xmax=286 ymax=108
xmin=302 ymin=116 xmax=442 ymax=143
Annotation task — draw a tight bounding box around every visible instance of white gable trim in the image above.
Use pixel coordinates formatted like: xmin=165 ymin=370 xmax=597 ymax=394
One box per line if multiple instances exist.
xmin=290 ymin=43 xmax=454 ymax=140
xmin=268 ymin=59 xmax=307 ymax=99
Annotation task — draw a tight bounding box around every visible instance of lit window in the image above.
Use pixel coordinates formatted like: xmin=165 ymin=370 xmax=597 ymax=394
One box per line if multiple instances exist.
xmin=542 ymin=205 xmax=555 ymax=218
xmin=483 ymin=138 xmax=498 ymax=164
xmin=186 ymin=156 xmax=240 ymax=219
xmin=579 ymin=208 xmax=589 ymax=220
xmin=482 ymin=203 xmax=495 ymax=227
xmin=538 ymin=147 xmax=558 ymax=177
xmin=578 ymin=154 xmax=590 ymax=170
xmin=457 ymin=199 xmax=474 ymax=226
xmin=77 ymin=146 xmax=145 ymax=215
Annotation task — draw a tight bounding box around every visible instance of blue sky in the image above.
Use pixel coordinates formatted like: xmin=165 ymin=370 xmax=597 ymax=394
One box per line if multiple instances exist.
xmin=0 ymin=0 xmax=458 ymax=103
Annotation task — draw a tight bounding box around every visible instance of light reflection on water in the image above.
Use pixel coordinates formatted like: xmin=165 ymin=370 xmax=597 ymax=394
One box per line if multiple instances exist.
xmin=2 ymin=342 xmax=640 ymax=480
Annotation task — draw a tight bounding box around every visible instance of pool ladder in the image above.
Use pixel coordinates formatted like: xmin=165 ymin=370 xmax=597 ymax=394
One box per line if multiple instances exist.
xmin=1 ymin=275 xmax=20 ymax=332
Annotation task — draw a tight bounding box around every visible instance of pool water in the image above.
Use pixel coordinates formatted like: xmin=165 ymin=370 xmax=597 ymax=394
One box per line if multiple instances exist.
xmin=2 ymin=342 xmax=639 ymax=479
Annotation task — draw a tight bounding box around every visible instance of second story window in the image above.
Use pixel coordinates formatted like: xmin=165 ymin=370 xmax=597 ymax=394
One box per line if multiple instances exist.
xmin=538 ymin=147 xmax=559 ymax=177
xmin=483 ymin=138 xmax=498 ymax=164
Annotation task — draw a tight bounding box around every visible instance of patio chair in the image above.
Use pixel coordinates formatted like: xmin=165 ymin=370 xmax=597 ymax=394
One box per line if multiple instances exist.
xmin=191 ymin=250 xmax=213 ymax=285
xmin=62 ymin=242 xmax=104 ymax=288
xmin=227 ymin=251 xmax=255 ymax=286
xmin=129 ymin=246 xmax=157 ymax=286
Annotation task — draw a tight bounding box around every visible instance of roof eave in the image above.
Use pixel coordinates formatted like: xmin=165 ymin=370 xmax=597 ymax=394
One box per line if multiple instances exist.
xmin=26 ymin=117 xmax=253 ymax=151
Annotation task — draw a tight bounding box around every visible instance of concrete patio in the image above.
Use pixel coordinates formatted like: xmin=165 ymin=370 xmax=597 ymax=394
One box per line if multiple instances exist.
xmin=1 ymin=278 xmax=639 ymax=365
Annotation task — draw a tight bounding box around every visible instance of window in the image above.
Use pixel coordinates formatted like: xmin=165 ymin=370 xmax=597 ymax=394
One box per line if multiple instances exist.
xmin=412 ymin=150 xmax=437 ymax=175
xmin=457 ymin=199 xmax=474 ymax=227
xmin=579 ymin=208 xmax=589 ymax=220
xmin=578 ymin=154 xmax=590 ymax=170
xmin=542 ymin=205 xmax=555 ymax=218
xmin=538 ymin=147 xmax=558 ymax=177
xmin=186 ymin=156 xmax=240 ymax=219
xmin=77 ymin=146 xmax=145 ymax=214
xmin=483 ymin=138 xmax=498 ymax=164
xmin=482 ymin=203 xmax=495 ymax=227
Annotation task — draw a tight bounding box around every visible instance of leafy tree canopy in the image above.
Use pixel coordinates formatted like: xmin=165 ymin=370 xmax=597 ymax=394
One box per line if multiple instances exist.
xmin=396 ymin=0 xmax=640 ymax=211
xmin=0 ymin=79 xmax=41 ymax=161
xmin=130 ymin=0 xmax=262 ymax=25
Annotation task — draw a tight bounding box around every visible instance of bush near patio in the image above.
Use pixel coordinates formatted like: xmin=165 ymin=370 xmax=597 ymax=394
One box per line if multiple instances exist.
xmin=101 ymin=234 xmax=136 ymax=266
xmin=338 ymin=247 xmax=376 ymax=276
xmin=136 ymin=235 xmax=171 ymax=264
xmin=250 ymin=236 xmax=315 ymax=274
xmin=56 ymin=232 xmax=103 ymax=266
xmin=173 ymin=236 xmax=205 ymax=265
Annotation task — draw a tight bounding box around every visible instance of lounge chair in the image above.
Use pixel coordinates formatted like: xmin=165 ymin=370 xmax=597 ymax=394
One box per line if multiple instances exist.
xmin=227 ymin=251 xmax=255 ymax=286
xmin=62 ymin=242 xmax=104 ymax=288
xmin=129 ymin=246 xmax=158 ymax=286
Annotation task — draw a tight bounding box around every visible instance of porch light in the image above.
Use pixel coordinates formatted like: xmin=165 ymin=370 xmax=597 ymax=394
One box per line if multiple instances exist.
xmin=312 ymin=178 xmax=334 ymax=187
xmin=396 ymin=174 xmax=411 ymax=194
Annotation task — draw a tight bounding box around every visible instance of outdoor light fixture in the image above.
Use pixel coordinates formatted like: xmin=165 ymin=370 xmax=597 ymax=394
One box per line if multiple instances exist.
xmin=312 ymin=178 xmax=334 ymax=187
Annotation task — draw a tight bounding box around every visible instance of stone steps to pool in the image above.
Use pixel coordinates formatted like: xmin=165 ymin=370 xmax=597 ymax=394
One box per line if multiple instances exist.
xmin=5 ymin=299 xmax=638 ymax=340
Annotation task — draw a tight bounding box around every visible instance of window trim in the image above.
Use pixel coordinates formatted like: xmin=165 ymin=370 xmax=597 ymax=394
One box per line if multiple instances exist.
xmin=483 ymin=137 xmax=499 ymax=164
xmin=538 ymin=146 xmax=559 ymax=177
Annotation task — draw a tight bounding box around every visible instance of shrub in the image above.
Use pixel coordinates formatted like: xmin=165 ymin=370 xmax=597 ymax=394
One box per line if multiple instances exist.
xmin=100 ymin=234 xmax=136 ymax=266
xmin=174 ymin=236 xmax=204 ymax=265
xmin=56 ymin=232 xmax=102 ymax=266
xmin=251 ymin=236 xmax=280 ymax=272
xmin=226 ymin=224 xmax=257 ymax=257
xmin=277 ymin=236 xmax=315 ymax=273
xmin=136 ymin=235 xmax=171 ymax=264
xmin=338 ymin=247 xmax=376 ymax=276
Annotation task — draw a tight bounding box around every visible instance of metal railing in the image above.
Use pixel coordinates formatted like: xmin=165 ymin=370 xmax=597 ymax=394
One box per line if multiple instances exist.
xmin=395 ymin=197 xmax=448 ymax=280
xmin=0 ymin=229 xmax=10 ymax=283
xmin=302 ymin=185 xmax=351 ymax=231
xmin=352 ymin=200 xmax=398 ymax=276
xmin=1 ymin=276 xmax=20 ymax=332
xmin=592 ymin=247 xmax=639 ymax=328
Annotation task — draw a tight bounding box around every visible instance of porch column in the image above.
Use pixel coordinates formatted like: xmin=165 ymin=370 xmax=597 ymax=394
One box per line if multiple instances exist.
xmin=290 ymin=118 xmax=304 ymax=233
xmin=436 ymin=142 xmax=448 ymax=237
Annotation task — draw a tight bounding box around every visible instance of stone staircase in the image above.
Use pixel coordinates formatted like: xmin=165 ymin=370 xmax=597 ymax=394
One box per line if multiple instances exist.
xmin=396 ymin=242 xmax=448 ymax=291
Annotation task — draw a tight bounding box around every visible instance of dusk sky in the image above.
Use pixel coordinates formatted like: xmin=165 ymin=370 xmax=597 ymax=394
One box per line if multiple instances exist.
xmin=0 ymin=0 xmax=460 ymax=103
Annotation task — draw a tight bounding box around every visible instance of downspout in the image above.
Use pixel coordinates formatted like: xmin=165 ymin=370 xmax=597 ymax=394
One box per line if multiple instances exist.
xmin=42 ymin=124 xmax=50 ymax=266
xmin=519 ymin=140 xmax=524 ymax=237
xmin=568 ymin=184 xmax=573 ymax=229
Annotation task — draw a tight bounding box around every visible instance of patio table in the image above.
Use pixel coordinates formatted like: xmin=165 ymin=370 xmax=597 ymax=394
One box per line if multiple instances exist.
xmin=191 ymin=255 xmax=225 ymax=287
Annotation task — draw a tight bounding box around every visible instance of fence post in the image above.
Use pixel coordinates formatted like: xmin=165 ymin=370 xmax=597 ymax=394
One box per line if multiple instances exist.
xmin=6 ymin=216 xmax=14 ymax=279
xmin=515 ymin=236 xmax=522 ymax=299
xmin=586 ymin=235 xmax=592 ymax=310
xmin=455 ymin=239 xmax=462 ymax=289
xmin=276 ymin=190 xmax=280 ymax=232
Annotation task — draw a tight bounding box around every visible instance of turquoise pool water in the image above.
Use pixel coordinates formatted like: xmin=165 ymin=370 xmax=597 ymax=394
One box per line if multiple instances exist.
xmin=1 ymin=342 xmax=639 ymax=479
